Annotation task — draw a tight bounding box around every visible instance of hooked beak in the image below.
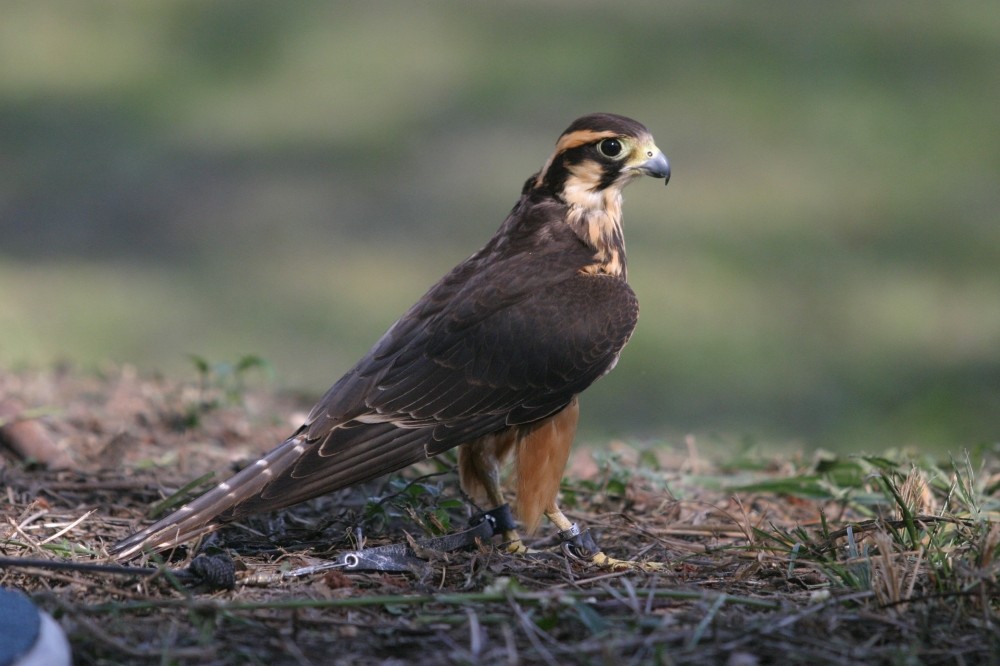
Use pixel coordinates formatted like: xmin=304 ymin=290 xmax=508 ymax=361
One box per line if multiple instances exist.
xmin=638 ymin=150 xmax=670 ymax=185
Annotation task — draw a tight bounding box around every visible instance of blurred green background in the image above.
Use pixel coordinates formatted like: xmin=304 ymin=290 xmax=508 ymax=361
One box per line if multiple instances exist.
xmin=1 ymin=1 xmax=998 ymax=453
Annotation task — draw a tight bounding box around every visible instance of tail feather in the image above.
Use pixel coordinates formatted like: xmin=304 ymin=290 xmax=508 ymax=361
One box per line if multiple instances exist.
xmin=109 ymin=435 xmax=308 ymax=561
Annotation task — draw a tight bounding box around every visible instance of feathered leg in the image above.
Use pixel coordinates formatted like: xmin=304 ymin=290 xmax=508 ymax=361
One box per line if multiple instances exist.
xmin=463 ymin=398 xmax=664 ymax=570
xmin=458 ymin=429 xmax=524 ymax=551
xmin=513 ymin=398 xmax=579 ymax=533
xmin=519 ymin=398 xmax=665 ymax=571
xmin=458 ymin=398 xmax=580 ymax=553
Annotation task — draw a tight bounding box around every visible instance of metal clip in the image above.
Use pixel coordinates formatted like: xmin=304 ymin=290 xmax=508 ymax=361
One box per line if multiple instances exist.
xmin=336 ymin=542 xmax=429 ymax=572
xmin=289 ymin=511 xmax=503 ymax=575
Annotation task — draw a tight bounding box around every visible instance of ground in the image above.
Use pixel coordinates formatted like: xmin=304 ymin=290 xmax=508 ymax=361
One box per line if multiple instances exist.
xmin=1 ymin=365 xmax=997 ymax=665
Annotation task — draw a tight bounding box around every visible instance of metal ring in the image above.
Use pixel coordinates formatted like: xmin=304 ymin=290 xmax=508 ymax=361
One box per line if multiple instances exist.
xmin=558 ymin=523 xmax=582 ymax=541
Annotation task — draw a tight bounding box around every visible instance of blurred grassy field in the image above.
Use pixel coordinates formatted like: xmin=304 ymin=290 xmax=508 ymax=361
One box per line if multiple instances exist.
xmin=1 ymin=1 xmax=997 ymax=452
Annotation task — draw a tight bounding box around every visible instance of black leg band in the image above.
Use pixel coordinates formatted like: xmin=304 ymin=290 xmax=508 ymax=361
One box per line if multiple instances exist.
xmin=558 ymin=524 xmax=600 ymax=560
xmin=474 ymin=503 xmax=518 ymax=535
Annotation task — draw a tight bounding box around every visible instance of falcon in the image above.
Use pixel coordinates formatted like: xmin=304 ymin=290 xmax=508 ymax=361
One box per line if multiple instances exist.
xmin=112 ymin=113 xmax=670 ymax=570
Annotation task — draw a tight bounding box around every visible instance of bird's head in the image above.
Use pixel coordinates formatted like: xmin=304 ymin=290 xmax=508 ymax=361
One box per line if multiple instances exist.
xmin=531 ymin=113 xmax=669 ymax=209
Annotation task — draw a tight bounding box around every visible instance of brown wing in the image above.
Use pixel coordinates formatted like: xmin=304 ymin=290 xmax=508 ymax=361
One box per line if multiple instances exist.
xmin=226 ymin=263 xmax=638 ymax=518
xmin=110 ymin=202 xmax=638 ymax=558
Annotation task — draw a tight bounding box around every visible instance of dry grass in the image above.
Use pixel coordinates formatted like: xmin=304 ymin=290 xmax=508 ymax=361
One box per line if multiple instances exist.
xmin=1 ymin=365 xmax=998 ymax=665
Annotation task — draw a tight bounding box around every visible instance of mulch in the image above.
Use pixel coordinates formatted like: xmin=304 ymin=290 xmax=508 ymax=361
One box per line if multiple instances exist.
xmin=0 ymin=365 xmax=996 ymax=665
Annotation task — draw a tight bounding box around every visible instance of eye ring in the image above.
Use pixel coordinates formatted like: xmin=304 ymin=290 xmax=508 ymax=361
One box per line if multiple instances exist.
xmin=597 ymin=138 xmax=624 ymax=158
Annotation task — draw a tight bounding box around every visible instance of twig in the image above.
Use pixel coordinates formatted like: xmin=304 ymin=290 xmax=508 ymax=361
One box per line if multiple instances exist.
xmin=759 ymin=590 xmax=875 ymax=634
xmin=467 ymin=607 xmax=483 ymax=657
xmin=686 ymin=593 xmax=727 ymax=649
xmin=38 ymin=509 xmax=95 ymax=545
xmin=501 ymin=621 xmax=518 ymax=666
xmin=509 ymin=596 xmax=560 ymax=666
xmin=43 ymin=480 xmax=166 ymax=492
xmin=52 ymin=597 xmax=213 ymax=660
xmin=7 ymin=517 xmax=43 ymax=554
xmin=823 ymin=516 xmax=975 ymax=542
xmin=74 ymin=586 xmax=781 ymax=614
xmin=0 ymin=556 xmax=160 ymax=577
xmin=600 ymin=580 xmax=640 ymax=616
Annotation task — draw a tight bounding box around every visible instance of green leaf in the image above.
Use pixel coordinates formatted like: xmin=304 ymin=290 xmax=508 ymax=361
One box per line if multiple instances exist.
xmin=188 ymin=354 xmax=210 ymax=375
xmin=236 ymin=354 xmax=269 ymax=374
xmin=638 ymin=449 xmax=660 ymax=471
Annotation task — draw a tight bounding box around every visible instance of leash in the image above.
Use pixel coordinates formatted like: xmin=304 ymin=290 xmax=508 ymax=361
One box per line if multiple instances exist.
xmin=286 ymin=503 xmax=518 ymax=575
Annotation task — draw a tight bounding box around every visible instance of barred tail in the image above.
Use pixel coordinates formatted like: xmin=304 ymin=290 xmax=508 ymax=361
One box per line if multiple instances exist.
xmin=110 ymin=435 xmax=309 ymax=561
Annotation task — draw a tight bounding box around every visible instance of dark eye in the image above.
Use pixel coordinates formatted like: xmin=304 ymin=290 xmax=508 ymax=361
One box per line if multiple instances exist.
xmin=597 ymin=138 xmax=623 ymax=158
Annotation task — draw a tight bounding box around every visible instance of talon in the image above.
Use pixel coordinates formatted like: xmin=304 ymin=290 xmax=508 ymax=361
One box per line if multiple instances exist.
xmin=560 ymin=525 xmax=600 ymax=560
xmin=590 ymin=551 xmax=666 ymax=572
xmin=498 ymin=527 xmax=529 ymax=554
xmin=505 ymin=539 xmax=529 ymax=554
xmin=557 ymin=524 xmax=666 ymax=572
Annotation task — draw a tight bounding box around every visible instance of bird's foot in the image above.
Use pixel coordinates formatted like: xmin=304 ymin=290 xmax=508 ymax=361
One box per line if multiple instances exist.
xmin=503 ymin=537 xmax=530 ymax=554
xmin=477 ymin=505 xmax=530 ymax=554
xmin=587 ymin=551 xmax=667 ymax=572
xmin=501 ymin=530 xmax=548 ymax=555
xmin=559 ymin=524 xmax=666 ymax=572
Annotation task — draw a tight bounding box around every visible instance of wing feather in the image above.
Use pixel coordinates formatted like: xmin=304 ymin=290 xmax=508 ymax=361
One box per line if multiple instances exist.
xmin=234 ymin=264 xmax=637 ymax=520
xmin=264 ymin=272 xmax=635 ymax=517
xmin=111 ymin=200 xmax=639 ymax=559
